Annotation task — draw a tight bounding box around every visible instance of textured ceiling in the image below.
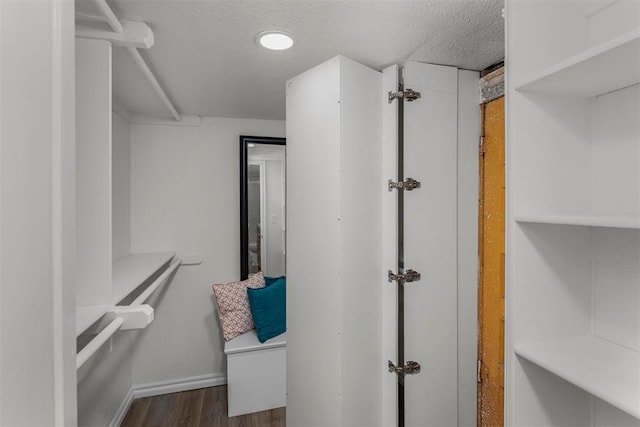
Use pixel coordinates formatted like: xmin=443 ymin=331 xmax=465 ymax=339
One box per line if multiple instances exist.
xmin=104 ymin=0 xmax=504 ymax=121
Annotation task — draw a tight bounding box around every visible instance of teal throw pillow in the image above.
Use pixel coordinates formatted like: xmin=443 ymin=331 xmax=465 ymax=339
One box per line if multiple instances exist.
xmin=247 ymin=277 xmax=286 ymax=343
xmin=265 ymin=275 xmax=285 ymax=287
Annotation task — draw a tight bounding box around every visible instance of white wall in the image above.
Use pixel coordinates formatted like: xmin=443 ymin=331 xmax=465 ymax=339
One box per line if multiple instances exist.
xmin=0 ymin=0 xmax=77 ymax=425
xmin=129 ymin=117 xmax=285 ymax=386
xmin=112 ymin=111 xmax=131 ymax=261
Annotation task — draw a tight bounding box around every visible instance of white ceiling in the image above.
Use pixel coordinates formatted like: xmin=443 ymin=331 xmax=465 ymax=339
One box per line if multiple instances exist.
xmin=99 ymin=0 xmax=504 ymax=121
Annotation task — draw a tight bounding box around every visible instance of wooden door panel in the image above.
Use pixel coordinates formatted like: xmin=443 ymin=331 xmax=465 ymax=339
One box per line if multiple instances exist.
xmin=479 ymin=96 xmax=505 ymax=427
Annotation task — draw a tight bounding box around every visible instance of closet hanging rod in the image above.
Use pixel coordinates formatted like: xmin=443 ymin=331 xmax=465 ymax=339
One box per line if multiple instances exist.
xmin=75 ymin=12 xmax=108 ymax=24
xmin=125 ymin=46 xmax=182 ymax=122
xmin=76 ymin=317 xmax=124 ymax=370
xmin=91 ymin=0 xmax=123 ymax=33
xmin=87 ymin=0 xmax=181 ymax=121
xmin=130 ymin=257 xmax=182 ymax=306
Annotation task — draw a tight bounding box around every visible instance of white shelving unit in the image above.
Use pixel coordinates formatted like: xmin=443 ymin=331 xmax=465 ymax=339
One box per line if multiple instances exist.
xmin=515 ymin=213 xmax=640 ymax=229
xmin=515 ymin=28 xmax=640 ymax=97
xmin=75 ymin=38 xmax=176 ymax=338
xmin=112 ymin=252 xmax=175 ymax=305
xmin=75 ymin=252 xmax=176 ymax=337
xmin=76 ymin=38 xmax=112 ymax=337
xmin=507 ymin=1 xmax=640 ymax=425
xmin=515 ymin=336 xmax=640 ymax=420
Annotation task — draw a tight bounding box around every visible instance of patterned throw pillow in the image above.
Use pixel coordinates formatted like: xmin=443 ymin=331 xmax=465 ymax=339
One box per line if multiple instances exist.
xmin=212 ymin=272 xmax=265 ymax=341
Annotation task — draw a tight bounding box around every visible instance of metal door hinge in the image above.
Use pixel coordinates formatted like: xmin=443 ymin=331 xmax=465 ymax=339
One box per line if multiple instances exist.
xmin=477 ymin=359 xmax=482 ymax=383
xmin=388 ymin=178 xmax=421 ymax=191
xmin=388 ymin=360 xmax=421 ymax=376
xmin=388 ymin=269 xmax=421 ymax=283
xmin=388 ymin=88 xmax=421 ymax=103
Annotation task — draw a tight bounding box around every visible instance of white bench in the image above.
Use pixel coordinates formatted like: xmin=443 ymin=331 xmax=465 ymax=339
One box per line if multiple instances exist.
xmin=224 ymin=329 xmax=286 ymax=416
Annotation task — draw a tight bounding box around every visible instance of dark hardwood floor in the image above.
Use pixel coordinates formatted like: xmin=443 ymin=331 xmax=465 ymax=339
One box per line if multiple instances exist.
xmin=120 ymin=385 xmax=286 ymax=427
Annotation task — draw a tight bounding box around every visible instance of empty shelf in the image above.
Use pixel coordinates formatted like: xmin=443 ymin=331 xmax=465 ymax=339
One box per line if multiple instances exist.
xmin=516 ymin=28 xmax=640 ymax=97
xmin=76 ymin=304 xmax=108 ymax=336
xmin=112 ymin=252 xmax=175 ymax=304
xmin=515 ymin=335 xmax=640 ymax=419
xmin=515 ymin=213 xmax=640 ymax=229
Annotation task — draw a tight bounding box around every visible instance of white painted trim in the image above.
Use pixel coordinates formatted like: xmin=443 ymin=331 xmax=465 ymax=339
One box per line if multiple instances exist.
xmin=109 ymin=373 xmax=227 ymax=426
xmin=130 ymin=114 xmax=202 ymax=127
xmin=52 ymin=1 xmax=78 ymax=424
xmin=381 ymin=63 xmax=399 ymax=427
xmin=108 ymin=387 xmax=134 ymax=427
xmin=133 ymin=372 xmax=227 ymax=399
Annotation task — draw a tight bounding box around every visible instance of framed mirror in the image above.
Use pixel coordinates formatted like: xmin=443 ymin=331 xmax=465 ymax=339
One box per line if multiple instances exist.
xmin=240 ymin=135 xmax=286 ymax=280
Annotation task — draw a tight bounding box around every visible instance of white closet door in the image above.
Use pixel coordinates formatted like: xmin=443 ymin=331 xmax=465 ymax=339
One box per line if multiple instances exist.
xmin=382 ymin=64 xmax=399 ymax=427
xmin=403 ymin=61 xmax=459 ymax=426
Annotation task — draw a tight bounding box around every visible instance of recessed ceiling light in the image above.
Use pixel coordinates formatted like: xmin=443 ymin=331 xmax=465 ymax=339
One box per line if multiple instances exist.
xmin=256 ymin=30 xmax=294 ymax=51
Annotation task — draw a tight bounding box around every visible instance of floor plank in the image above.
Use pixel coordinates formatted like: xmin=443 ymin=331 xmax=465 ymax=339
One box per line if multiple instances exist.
xmin=142 ymin=393 xmax=179 ymax=427
xmin=121 ymin=385 xmax=285 ymax=427
xmin=120 ymin=397 xmax=151 ymax=427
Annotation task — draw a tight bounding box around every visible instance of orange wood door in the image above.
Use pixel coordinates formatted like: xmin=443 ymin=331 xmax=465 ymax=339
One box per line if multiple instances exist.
xmin=478 ymin=96 xmax=505 ymax=427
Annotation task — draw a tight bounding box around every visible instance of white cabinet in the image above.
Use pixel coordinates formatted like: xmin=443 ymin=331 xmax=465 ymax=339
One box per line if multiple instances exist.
xmin=506 ymin=1 xmax=640 ymax=424
xmin=286 ymin=56 xmax=383 ymax=427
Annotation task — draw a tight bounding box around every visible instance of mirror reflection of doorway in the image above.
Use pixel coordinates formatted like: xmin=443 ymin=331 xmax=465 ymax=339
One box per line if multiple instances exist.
xmin=247 ymin=162 xmax=265 ymax=275
xmin=240 ymin=136 xmax=286 ymax=279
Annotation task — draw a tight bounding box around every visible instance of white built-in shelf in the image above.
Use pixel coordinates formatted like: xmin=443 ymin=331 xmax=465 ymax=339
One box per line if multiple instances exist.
xmin=515 ymin=213 xmax=640 ymax=229
xmin=515 ymin=335 xmax=640 ymax=420
xmin=112 ymin=252 xmax=175 ymax=304
xmin=516 ymin=28 xmax=640 ymax=97
xmin=76 ymin=304 xmax=109 ymax=337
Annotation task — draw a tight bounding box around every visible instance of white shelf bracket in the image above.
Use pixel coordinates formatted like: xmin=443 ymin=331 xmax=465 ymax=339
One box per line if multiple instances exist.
xmin=109 ymin=304 xmax=154 ymax=330
xmin=76 ymin=19 xmax=155 ymax=49
xmin=75 ymin=305 xmax=154 ymax=370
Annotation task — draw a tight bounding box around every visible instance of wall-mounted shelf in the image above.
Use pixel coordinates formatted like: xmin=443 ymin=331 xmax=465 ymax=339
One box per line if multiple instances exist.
xmin=515 ymin=28 xmax=640 ymax=97
xmin=76 ymin=304 xmax=109 ymax=337
xmin=515 ymin=213 xmax=640 ymax=229
xmin=508 ymin=1 xmax=640 ymax=425
xmin=515 ymin=335 xmax=640 ymax=419
xmin=112 ymin=252 xmax=175 ymax=304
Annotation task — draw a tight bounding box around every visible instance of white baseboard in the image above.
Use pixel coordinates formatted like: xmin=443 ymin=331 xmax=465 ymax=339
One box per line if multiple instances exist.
xmin=132 ymin=372 xmax=227 ymax=399
xmin=108 ymin=373 xmax=226 ymax=426
xmin=109 ymin=387 xmax=134 ymax=427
